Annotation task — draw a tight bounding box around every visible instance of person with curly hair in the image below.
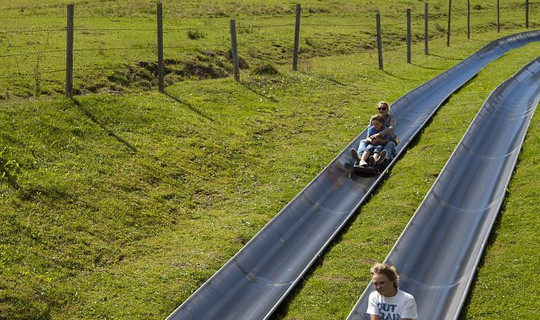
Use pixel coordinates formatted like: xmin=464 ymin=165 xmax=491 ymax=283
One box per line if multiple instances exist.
xmin=367 ymin=263 xmax=417 ymax=320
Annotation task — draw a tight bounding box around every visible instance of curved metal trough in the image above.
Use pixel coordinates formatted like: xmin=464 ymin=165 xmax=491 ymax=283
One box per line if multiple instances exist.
xmin=167 ymin=30 xmax=540 ymax=320
xmin=347 ymin=55 xmax=540 ymax=320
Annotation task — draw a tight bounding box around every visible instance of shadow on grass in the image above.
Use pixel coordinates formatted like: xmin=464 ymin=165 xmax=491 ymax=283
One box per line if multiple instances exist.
xmin=299 ymin=71 xmax=348 ymax=86
xmin=381 ymin=69 xmax=409 ymax=81
xmin=411 ymin=62 xmax=446 ymax=71
xmin=163 ymin=91 xmax=215 ymax=122
xmin=428 ymin=53 xmax=463 ymax=61
xmin=1 ymin=173 xmax=20 ymax=190
xmin=240 ymin=82 xmax=279 ymax=103
xmin=70 ymin=98 xmax=138 ymax=153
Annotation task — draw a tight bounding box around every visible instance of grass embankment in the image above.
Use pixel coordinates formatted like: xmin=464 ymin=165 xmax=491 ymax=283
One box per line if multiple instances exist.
xmin=1 ymin=0 xmax=538 ymax=319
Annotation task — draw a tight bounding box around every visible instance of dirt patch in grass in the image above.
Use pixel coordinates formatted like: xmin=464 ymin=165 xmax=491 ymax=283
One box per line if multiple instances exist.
xmin=79 ymin=50 xmax=249 ymax=95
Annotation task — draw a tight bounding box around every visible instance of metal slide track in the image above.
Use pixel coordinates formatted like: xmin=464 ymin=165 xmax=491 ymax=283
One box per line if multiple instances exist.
xmin=166 ymin=31 xmax=540 ymax=320
xmin=346 ymin=56 xmax=540 ymax=320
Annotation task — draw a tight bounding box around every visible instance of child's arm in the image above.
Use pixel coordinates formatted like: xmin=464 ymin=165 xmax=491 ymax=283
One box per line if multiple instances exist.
xmin=371 ymin=136 xmax=387 ymax=145
xmin=366 ymin=126 xmax=376 ymax=143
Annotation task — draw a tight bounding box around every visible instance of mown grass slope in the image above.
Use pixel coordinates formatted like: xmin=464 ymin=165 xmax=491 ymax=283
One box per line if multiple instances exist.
xmin=1 ymin=1 xmax=538 ymax=319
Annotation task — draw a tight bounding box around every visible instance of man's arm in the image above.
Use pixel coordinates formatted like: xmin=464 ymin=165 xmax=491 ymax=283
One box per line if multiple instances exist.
xmin=370 ymin=136 xmax=387 ymax=145
xmin=370 ymin=315 xmax=380 ymax=320
xmin=379 ymin=116 xmax=396 ymax=137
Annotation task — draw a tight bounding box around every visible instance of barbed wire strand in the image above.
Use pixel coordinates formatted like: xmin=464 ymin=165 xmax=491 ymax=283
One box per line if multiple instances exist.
xmin=1 ymin=6 xmax=534 ymax=35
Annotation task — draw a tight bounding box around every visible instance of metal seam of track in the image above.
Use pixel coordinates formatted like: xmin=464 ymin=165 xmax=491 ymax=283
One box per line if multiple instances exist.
xmin=166 ymin=30 xmax=540 ymax=320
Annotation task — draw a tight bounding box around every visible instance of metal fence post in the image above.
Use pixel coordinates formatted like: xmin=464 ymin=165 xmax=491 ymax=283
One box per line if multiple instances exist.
xmin=292 ymin=4 xmax=301 ymax=71
xmin=230 ymin=20 xmax=240 ymax=81
xmin=66 ymin=4 xmax=74 ymax=97
xmin=497 ymin=0 xmax=500 ymax=33
xmin=467 ymin=0 xmax=471 ymax=39
xmin=526 ymin=0 xmax=529 ymax=28
xmin=407 ymin=9 xmax=411 ymax=63
xmin=447 ymin=0 xmax=452 ymax=47
xmin=425 ymin=2 xmax=429 ymax=55
xmin=157 ymin=3 xmax=164 ymax=93
xmin=376 ymin=12 xmax=383 ymax=70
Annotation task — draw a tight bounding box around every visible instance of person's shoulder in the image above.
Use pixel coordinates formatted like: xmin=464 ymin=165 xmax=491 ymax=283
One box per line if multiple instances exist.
xmin=368 ymin=290 xmax=380 ymax=299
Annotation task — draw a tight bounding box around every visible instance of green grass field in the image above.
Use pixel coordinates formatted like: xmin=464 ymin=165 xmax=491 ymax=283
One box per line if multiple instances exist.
xmin=1 ymin=1 xmax=539 ymax=319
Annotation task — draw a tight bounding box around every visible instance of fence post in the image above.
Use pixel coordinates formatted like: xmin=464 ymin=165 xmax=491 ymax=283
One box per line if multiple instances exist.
xmin=467 ymin=0 xmax=471 ymax=39
xmin=424 ymin=2 xmax=428 ymax=55
xmin=157 ymin=2 xmax=164 ymax=93
xmin=407 ymin=9 xmax=411 ymax=63
xmin=447 ymin=0 xmax=452 ymax=47
xmin=66 ymin=4 xmax=74 ymax=97
xmin=293 ymin=4 xmax=301 ymax=71
xmin=376 ymin=12 xmax=383 ymax=70
xmin=525 ymin=0 xmax=529 ymax=28
xmin=230 ymin=20 xmax=240 ymax=81
xmin=497 ymin=0 xmax=500 ymax=33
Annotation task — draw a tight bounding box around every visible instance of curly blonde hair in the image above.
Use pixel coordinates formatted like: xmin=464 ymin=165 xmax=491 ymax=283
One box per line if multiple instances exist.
xmin=370 ymin=113 xmax=386 ymax=125
xmin=370 ymin=263 xmax=399 ymax=289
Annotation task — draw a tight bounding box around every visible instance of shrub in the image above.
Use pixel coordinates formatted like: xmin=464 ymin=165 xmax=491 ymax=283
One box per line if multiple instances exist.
xmin=187 ymin=29 xmax=206 ymax=40
xmin=0 ymin=147 xmax=21 ymax=187
xmin=253 ymin=63 xmax=280 ymax=76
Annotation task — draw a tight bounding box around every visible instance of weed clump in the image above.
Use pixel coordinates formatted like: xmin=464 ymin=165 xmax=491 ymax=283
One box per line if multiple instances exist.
xmin=0 ymin=147 xmax=21 ymax=188
xmin=253 ymin=63 xmax=280 ymax=76
xmin=187 ymin=29 xmax=206 ymax=40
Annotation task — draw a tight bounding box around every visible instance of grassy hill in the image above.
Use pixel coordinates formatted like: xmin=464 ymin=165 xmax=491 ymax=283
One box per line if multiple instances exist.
xmin=0 ymin=1 xmax=538 ymax=319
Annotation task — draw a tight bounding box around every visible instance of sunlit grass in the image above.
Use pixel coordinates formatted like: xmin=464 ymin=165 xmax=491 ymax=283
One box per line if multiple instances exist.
xmin=0 ymin=1 xmax=538 ymax=319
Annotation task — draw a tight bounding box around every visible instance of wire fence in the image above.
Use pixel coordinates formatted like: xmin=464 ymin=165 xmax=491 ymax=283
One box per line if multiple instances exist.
xmin=0 ymin=1 xmax=537 ymax=99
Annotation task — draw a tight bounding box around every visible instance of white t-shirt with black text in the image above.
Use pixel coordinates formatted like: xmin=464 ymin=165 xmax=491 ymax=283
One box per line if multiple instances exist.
xmin=367 ymin=289 xmax=417 ymax=319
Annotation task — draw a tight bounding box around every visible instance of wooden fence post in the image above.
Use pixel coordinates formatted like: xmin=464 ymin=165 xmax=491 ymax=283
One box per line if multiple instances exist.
xmin=525 ymin=0 xmax=529 ymax=28
xmin=376 ymin=12 xmax=383 ymax=70
xmin=447 ymin=0 xmax=452 ymax=47
xmin=497 ymin=0 xmax=500 ymax=33
xmin=424 ymin=2 xmax=429 ymax=55
xmin=293 ymin=4 xmax=301 ymax=71
xmin=230 ymin=20 xmax=240 ymax=81
xmin=407 ymin=9 xmax=411 ymax=63
xmin=467 ymin=0 xmax=471 ymax=39
xmin=157 ymin=2 xmax=164 ymax=93
xmin=66 ymin=4 xmax=74 ymax=97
